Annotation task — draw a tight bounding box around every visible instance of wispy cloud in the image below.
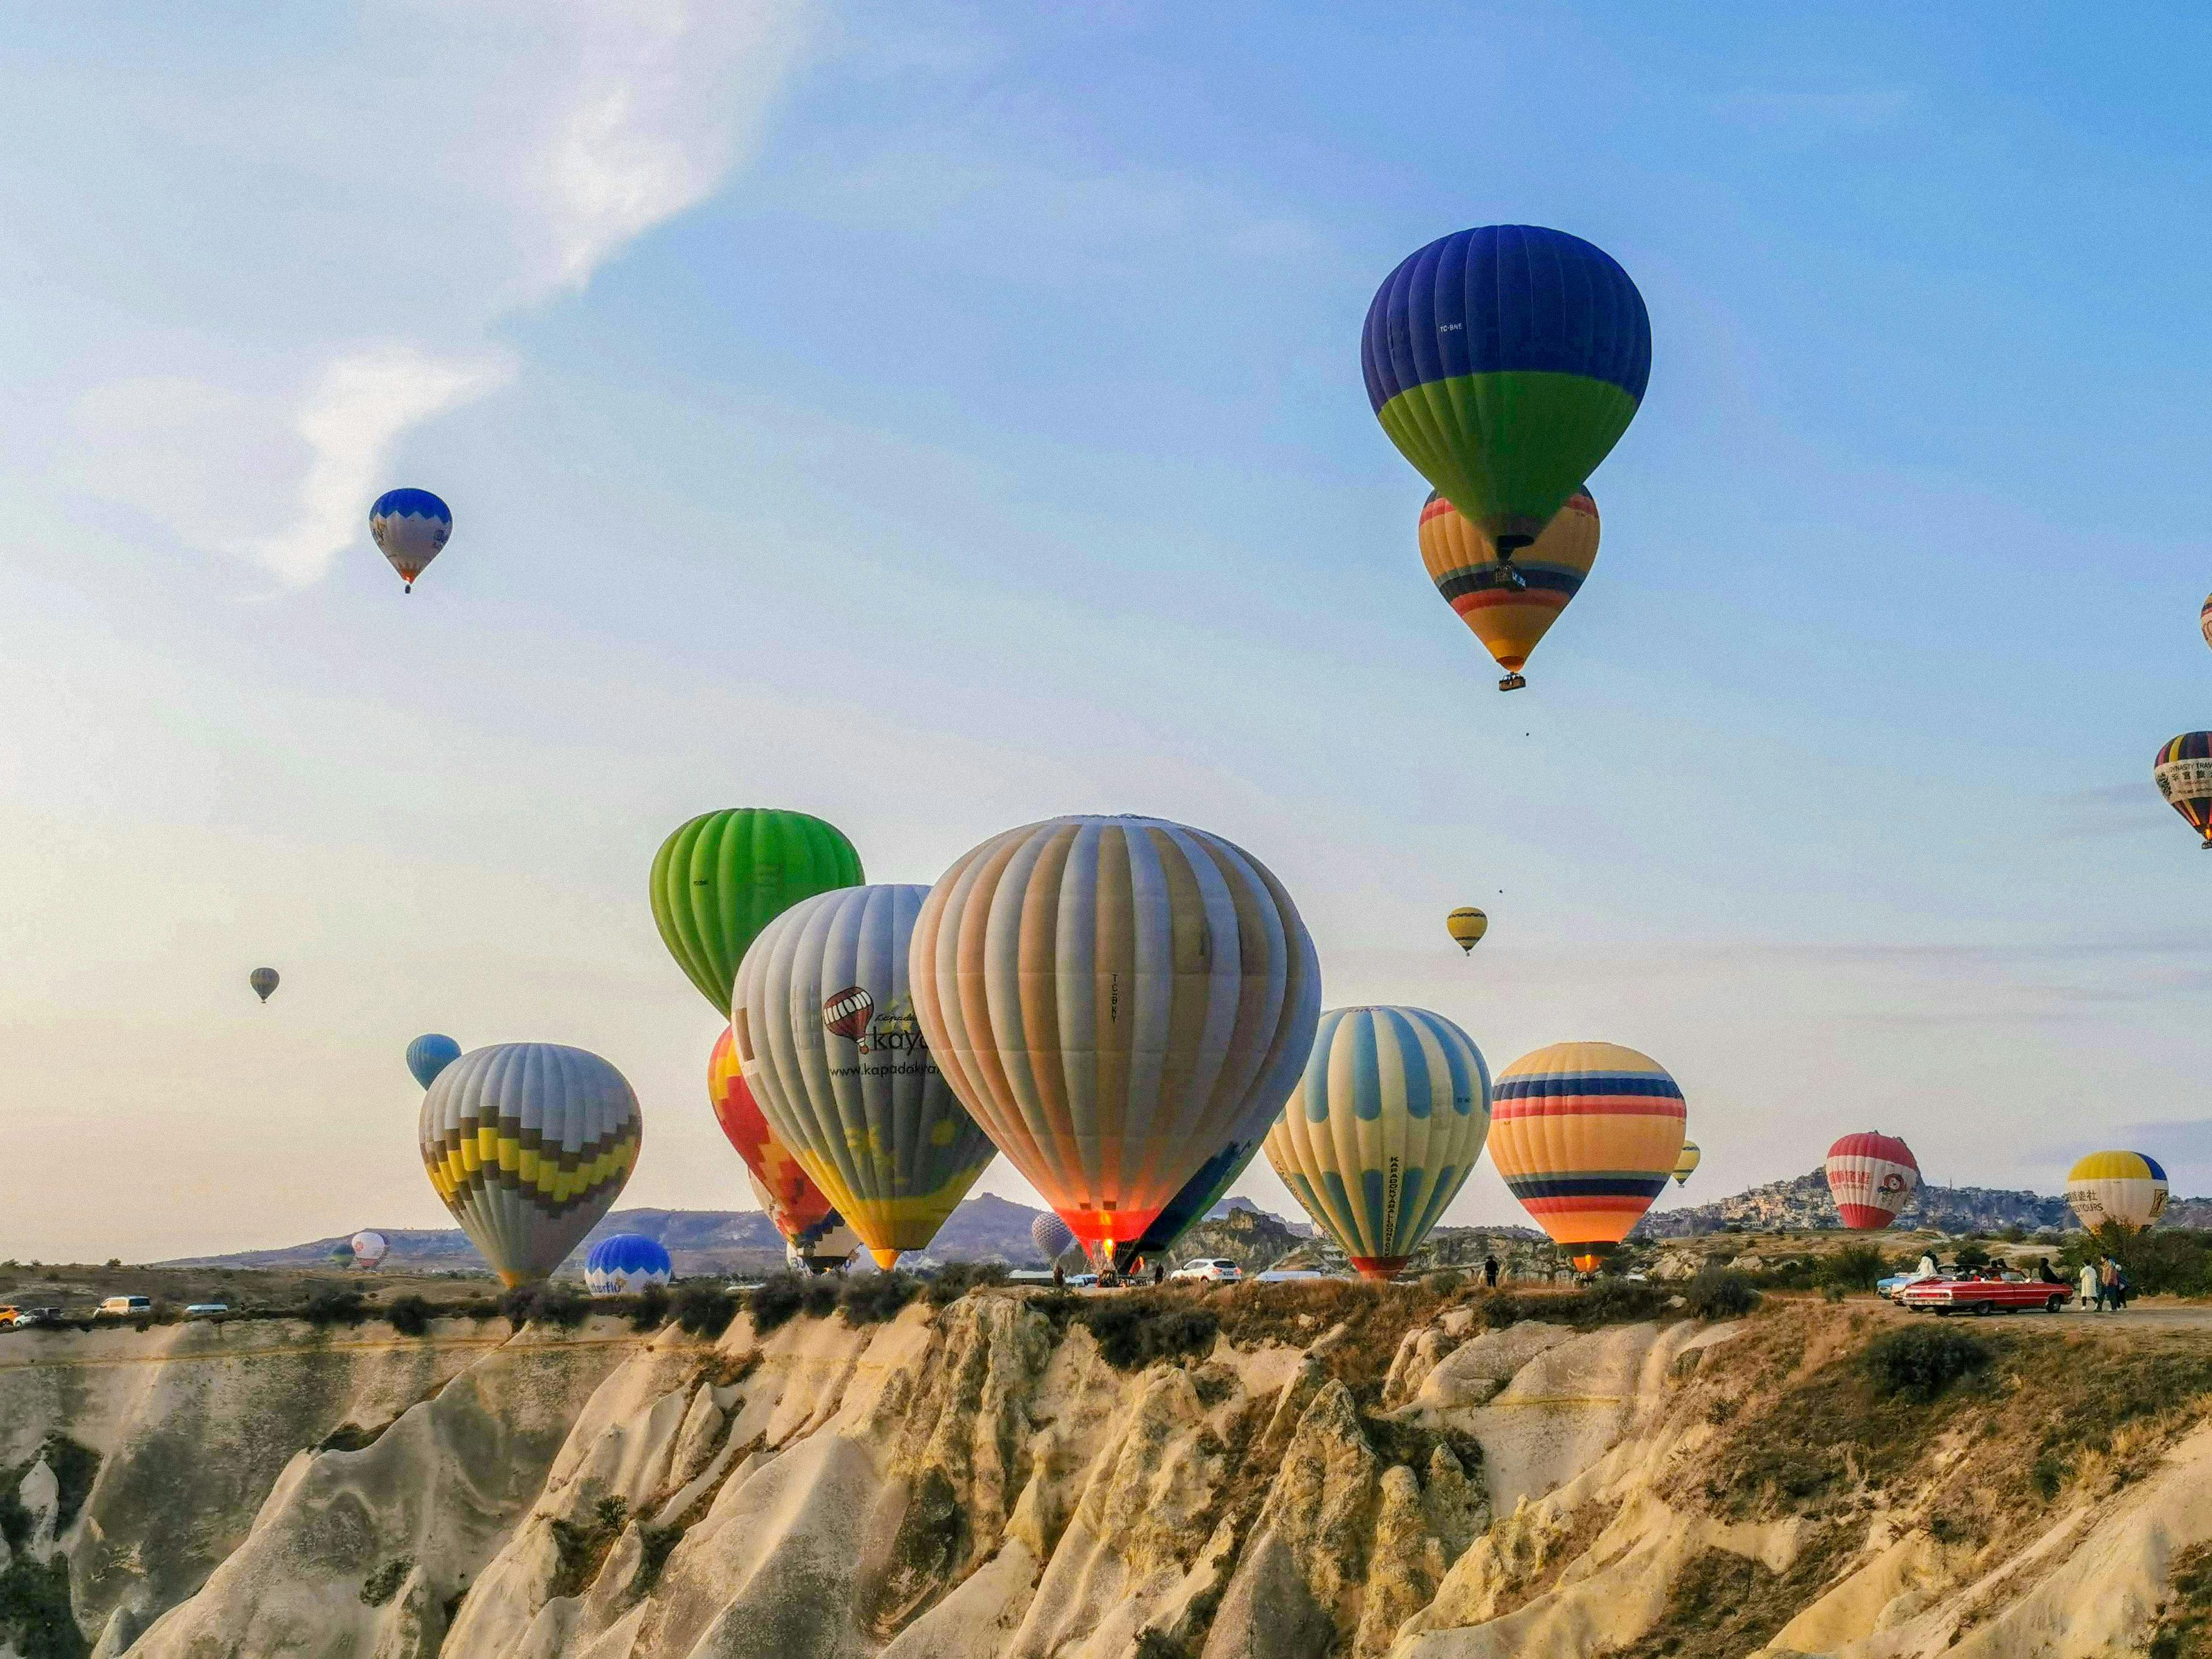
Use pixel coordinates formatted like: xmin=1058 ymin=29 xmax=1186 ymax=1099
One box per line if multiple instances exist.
xmin=62 ymin=0 xmax=816 ymax=586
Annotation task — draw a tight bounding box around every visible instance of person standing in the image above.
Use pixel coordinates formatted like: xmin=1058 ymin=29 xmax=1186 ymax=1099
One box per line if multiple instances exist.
xmin=2099 ymin=1258 xmax=2120 ymax=1312
xmin=1483 ymin=1254 xmax=1500 ymax=1289
xmin=2079 ymin=1259 xmax=2099 ymax=1312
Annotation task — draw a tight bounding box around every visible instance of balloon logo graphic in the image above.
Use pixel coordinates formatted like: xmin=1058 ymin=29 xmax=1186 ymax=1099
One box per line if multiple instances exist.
xmin=822 ymin=985 xmax=874 ymax=1041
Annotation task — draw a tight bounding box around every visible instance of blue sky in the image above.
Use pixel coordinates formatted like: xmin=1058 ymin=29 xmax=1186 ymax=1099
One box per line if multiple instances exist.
xmin=5 ymin=2 xmax=2211 ymax=1260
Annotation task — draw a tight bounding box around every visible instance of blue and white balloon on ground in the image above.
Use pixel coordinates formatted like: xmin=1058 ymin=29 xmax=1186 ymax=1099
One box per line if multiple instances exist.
xmin=369 ymin=488 xmax=452 ymax=593
xmin=407 ymin=1033 xmax=463 ymax=1090
xmin=585 ymin=1233 xmax=672 ymax=1295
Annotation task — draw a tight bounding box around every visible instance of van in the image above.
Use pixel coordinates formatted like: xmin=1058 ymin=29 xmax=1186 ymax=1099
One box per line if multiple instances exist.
xmin=95 ymin=1296 xmax=153 ymax=1319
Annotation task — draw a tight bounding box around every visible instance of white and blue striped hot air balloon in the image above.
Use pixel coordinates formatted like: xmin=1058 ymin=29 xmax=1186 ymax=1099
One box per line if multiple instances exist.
xmin=584 ymin=1233 xmax=673 ymax=1295
xmin=1264 ymin=1006 xmax=1491 ymax=1281
xmin=369 ymin=488 xmax=452 ymax=593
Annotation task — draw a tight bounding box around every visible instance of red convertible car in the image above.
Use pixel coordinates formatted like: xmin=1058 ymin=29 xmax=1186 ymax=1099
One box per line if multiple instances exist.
xmin=1895 ymin=1273 xmax=2073 ymax=1316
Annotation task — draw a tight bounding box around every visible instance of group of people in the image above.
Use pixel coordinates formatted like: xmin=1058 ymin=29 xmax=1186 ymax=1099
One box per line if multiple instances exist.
xmin=2077 ymin=1255 xmax=2133 ymax=1312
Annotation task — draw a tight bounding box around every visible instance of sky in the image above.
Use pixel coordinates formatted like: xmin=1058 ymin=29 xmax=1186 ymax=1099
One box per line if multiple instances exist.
xmin=5 ymin=2 xmax=2212 ymax=1262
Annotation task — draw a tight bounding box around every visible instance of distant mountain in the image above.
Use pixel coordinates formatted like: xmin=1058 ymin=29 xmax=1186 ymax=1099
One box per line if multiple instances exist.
xmin=1632 ymin=1167 xmax=2144 ymax=1239
xmin=1204 ymin=1196 xmax=1316 ymax=1238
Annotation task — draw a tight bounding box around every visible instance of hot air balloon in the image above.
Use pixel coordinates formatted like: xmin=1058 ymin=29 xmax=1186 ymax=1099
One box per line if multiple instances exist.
xmin=1032 ymin=1211 xmax=1082 ymax=1268
xmin=651 ymin=809 xmax=864 ymax=1014
xmin=2154 ymin=734 xmax=2212 ymax=848
xmin=369 ymin=489 xmax=451 ymax=594
xmin=1824 ymin=1132 xmax=1919 ymax=1230
xmin=1363 ymin=225 xmax=1650 ymax=589
xmin=418 ymin=1044 xmax=642 ymax=1287
xmin=1264 ymin=1006 xmax=1492 ymax=1281
xmin=910 ymin=814 xmax=1322 ymax=1265
xmin=1489 ymin=1042 xmax=1684 ymax=1271
xmin=1446 ymin=907 xmax=1489 ymax=954
xmin=1124 ymin=1142 xmax=1271 ymax=1270
xmin=584 ymin=1233 xmax=672 ymax=1295
xmin=249 ymin=968 xmax=279 ymax=1004
xmin=349 ymin=1230 xmax=389 ymax=1270
xmin=734 ymin=885 xmax=997 ymax=1270
xmin=406 ymin=1033 xmax=462 ymax=1090
xmin=2067 ymin=1151 xmax=2169 ymax=1233
xmin=1420 ymin=488 xmax=1598 ymax=691
xmin=1671 ymin=1141 xmax=1701 ymax=1187
xmin=2200 ymin=594 xmax=2212 ymax=654
xmin=709 ymin=1024 xmax=860 ymax=1269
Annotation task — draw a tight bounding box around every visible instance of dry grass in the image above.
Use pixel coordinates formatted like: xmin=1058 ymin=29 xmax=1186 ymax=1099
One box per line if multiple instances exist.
xmin=2151 ymin=1541 xmax=2212 ymax=1659
xmin=1604 ymin=1529 xmax=1850 ymax=1659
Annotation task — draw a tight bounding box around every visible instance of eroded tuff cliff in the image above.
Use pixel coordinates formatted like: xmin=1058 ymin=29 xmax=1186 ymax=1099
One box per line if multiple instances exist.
xmin=9 ymin=1288 xmax=2212 ymax=1659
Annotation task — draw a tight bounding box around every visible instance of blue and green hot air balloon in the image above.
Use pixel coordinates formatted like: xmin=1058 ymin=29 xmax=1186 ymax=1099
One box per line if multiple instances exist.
xmin=1362 ymin=225 xmax=1650 ymax=588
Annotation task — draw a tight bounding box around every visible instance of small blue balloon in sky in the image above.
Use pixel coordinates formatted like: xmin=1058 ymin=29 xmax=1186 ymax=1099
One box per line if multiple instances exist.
xmin=406 ymin=1033 xmax=463 ymax=1090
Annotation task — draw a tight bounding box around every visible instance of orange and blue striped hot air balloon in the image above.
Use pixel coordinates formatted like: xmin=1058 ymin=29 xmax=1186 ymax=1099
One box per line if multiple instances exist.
xmin=1419 ymin=488 xmax=1598 ymax=691
xmin=1488 ymin=1041 xmax=1684 ymax=1269
xmin=2154 ymin=733 xmax=2212 ymax=848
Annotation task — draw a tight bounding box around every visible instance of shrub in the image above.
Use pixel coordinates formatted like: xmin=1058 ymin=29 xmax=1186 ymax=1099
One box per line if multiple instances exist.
xmin=839 ymin=1272 xmax=919 ymax=1326
xmin=1823 ymin=1283 xmax=1846 ymax=1304
xmin=629 ymin=1283 xmax=670 ymax=1333
xmin=1823 ymin=1244 xmax=1888 ymax=1292
xmin=1482 ymin=1292 xmax=1531 ymax=1329
xmin=1864 ymin=1324 xmax=1992 ymax=1403
xmin=922 ymin=1262 xmax=1008 ymax=1307
xmin=384 ymin=1295 xmax=432 ymax=1337
xmin=503 ymin=1285 xmax=588 ymax=1331
xmin=360 ymin=1557 xmax=413 ymax=1606
xmin=1078 ymin=1296 xmax=1218 ymax=1370
xmin=1426 ymin=1269 xmax=1466 ymax=1295
xmin=1684 ymin=1267 xmax=1761 ymax=1321
xmin=1953 ymin=1241 xmax=1992 ymax=1270
xmin=739 ymin=1275 xmax=834 ymax=1335
xmin=302 ymin=1286 xmax=367 ymax=1328
xmin=1577 ymin=1278 xmax=1666 ymax=1326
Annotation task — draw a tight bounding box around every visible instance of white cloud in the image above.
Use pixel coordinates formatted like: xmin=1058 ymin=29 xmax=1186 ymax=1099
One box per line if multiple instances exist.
xmin=56 ymin=0 xmax=817 ymax=586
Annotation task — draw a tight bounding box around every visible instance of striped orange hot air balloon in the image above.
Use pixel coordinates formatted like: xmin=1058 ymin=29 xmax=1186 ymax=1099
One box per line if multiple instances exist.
xmin=1418 ymin=488 xmax=1598 ymax=691
xmin=1488 ymin=1042 xmax=1684 ymax=1269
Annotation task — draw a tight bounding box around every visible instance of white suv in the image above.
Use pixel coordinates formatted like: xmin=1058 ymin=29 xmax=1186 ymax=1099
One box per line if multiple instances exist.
xmin=1171 ymin=1259 xmax=1243 ymax=1284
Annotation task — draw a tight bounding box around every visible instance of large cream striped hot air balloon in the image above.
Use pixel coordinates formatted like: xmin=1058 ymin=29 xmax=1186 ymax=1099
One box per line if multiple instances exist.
xmin=1264 ymin=1006 xmax=1490 ymax=1280
xmin=2067 ymin=1151 xmax=2169 ymax=1233
xmin=734 ymin=884 xmax=997 ymax=1270
xmin=1489 ymin=1042 xmax=1684 ymax=1273
xmin=910 ymin=814 xmax=1321 ymax=1267
xmin=418 ymin=1044 xmax=642 ymax=1287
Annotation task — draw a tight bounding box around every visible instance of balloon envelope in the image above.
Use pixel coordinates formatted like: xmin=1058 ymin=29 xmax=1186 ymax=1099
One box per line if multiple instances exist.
xmin=910 ymin=814 xmax=1322 ymax=1261
xmin=2201 ymin=594 xmax=2212 ymax=654
xmin=584 ymin=1233 xmax=672 ymax=1295
xmin=1421 ymin=488 xmax=1598 ymax=683
xmin=651 ymin=809 xmax=863 ymax=1014
xmin=1124 ymin=1139 xmax=1270 ymax=1269
xmin=1364 ymin=226 xmax=1650 ymax=554
xmin=1446 ymin=907 xmax=1489 ymax=954
xmin=407 ymin=1033 xmax=463 ymax=1090
xmin=249 ymin=968 xmax=279 ymax=1003
xmin=734 ymin=885 xmax=997 ymax=1270
xmin=708 ymin=1024 xmax=860 ymax=1264
xmin=1265 ymin=1006 xmax=1491 ymax=1281
xmin=2068 ymin=1151 xmax=2169 ymax=1232
xmin=1032 ymin=1211 xmax=1081 ymax=1267
xmin=369 ymin=488 xmax=451 ymax=591
xmin=1824 ymin=1132 xmax=1919 ymax=1230
xmin=1488 ymin=1042 xmax=1684 ymax=1261
xmin=2154 ymin=734 xmax=2212 ymax=848
xmin=1671 ymin=1141 xmax=1701 ymax=1187
xmin=419 ymin=1044 xmax=642 ymax=1287
xmin=349 ymin=1230 xmax=389 ymax=1269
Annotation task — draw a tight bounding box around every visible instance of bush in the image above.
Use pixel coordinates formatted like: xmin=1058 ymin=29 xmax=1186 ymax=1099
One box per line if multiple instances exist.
xmin=384 ymin=1295 xmax=432 ymax=1337
xmin=1823 ymin=1283 xmax=1846 ymax=1304
xmin=503 ymin=1285 xmax=588 ymax=1331
xmin=922 ymin=1262 xmax=1008 ymax=1307
xmin=1077 ymin=1295 xmax=1219 ymax=1370
xmin=1823 ymin=1244 xmax=1888 ymax=1292
xmin=1576 ymin=1278 xmax=1666 ymax=1326
xmin=302 ymin=1286 xmax=367 ymax=1328
xmin=360 ymin=1557 xmax=413 ymax=1606
xmin=1426 ymin=1269 xmax=1466 ymax=1295
xmin=1953 ymin=1241 xmax=1992 ymax=1270
xmin=739 ymin=1275 xmax=831 ymax=1335
xmin=1864 ymin=1324 xmax=1992 ymax=1403
xmin=1684 ymin=1267 xmax=1761 ymax=1321
xmin=839 ymin=1272 xmax=918 ymax=1326
xmin=629 ymin=1283 xmax=670 ymax=1332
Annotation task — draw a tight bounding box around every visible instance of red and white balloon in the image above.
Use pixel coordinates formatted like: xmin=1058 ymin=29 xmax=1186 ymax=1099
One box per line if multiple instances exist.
xmin=1825 ymin=1132 xmax=1919 ymax=1230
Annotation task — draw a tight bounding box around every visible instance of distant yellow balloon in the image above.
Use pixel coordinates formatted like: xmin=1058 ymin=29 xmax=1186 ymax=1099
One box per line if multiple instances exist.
xmin=1419 ymin=488 xmax=1599 ymax=691
xmin=1672 ymin=1141 xmax=1701 ymax=1187
xmin=1446 ymin=908 xmax=1488 ymax=954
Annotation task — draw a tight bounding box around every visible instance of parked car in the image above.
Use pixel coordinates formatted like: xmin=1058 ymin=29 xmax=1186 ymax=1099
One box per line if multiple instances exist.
xmin=93 ymin=1295 xmax=153 ymax=1319
xmin=1895 ymin=1274 xmax=2071 ymax=1316
xmin=184 ymin=1303 xmax=230 ymax=1319
xmin=1062 ymin=1273 xmax=1100 ymax=1290
xmin=1171 ymin=1259 xmax=1244 ymax=1284
xmin=0 ymin=1305 xmax=23 ymax=1330
xmin=1877 ymin=1264 xmax=1956 ymax=1300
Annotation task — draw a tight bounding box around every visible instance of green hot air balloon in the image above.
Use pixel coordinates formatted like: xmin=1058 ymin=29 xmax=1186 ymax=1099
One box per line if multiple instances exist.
xmin=1363 ymin=226 xmax=1651 ymax=586
xmin=649 ymin=809 xmax=863 ymax=1014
